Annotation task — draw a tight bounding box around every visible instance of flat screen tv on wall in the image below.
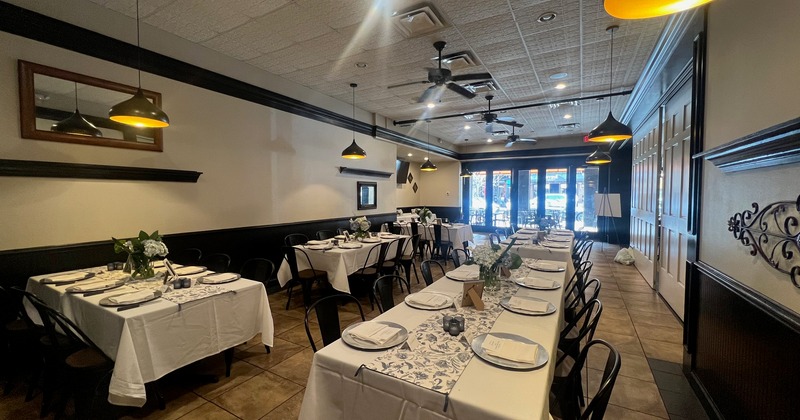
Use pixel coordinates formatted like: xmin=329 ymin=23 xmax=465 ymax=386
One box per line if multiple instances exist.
xmin=396 ymin=160 xmax=410 ymax=184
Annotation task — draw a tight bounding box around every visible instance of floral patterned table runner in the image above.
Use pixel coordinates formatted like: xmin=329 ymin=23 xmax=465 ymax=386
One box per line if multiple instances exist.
xmin=124 ymin=278 xmax=232 ymax=306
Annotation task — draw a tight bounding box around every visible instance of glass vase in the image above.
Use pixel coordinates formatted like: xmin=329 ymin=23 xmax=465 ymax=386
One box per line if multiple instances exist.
xmin=124 ymin=254 xmax=155 ymax=280
xmin=480 ymin=265 xmax=500 ymax=292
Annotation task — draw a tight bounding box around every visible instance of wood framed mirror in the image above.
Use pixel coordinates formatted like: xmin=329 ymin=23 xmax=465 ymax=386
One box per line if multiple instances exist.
xmin=357 ymin=181 xmax=377 ymax=210
xmin=18 ymin=60 xmax=164 ymax=151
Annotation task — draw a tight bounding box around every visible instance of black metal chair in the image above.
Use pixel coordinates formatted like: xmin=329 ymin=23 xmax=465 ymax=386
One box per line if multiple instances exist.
xmin=336 ymin=227 xmax=349 ymax=235
xmin=316 ymin=230 xmax=336 ymax=240
xmin=397 ymin=234 xmax=421 ymax=285
xmin=450 ymin=248 xmax=469 ymax=268
xmin=380 ymin=237 xmax=406 ymax=276
xmin=550 ymin=339 xmax=621 ymax=420
xmin=305 ymin=294 xmax=365 ymax=352
xmin=432 ymin=224 xmax=454 ymax=262
xmin=555 ymin=299 xmax=603 ymax=408
xmin=201 ymin=253 xmax=231 ymax=273
xmin=170 ymin=247 xmax=202 ymax=265
xmin=420 ymin=259 xmax=446 ymax=286
xmin=572 ymin=240 xmax=594 ymax=268
xmin=348 ymin=242 xmax=390 ymax=310
xmin=564 ymin=261 xmax=594 ymax=313
xmin=489 ymin=233 xmax=502 ymax=247
xmin=564 ymin=278 xmax=601 ymax=326
xmin=372 ymin=275 xmax=411 ymax=313
xmin=282 ymin=246 xmax=328 ymax=309
xmin=285 ymin=233 xmax=309 ymax=246
xmin=0 ymin=286 xmax=41 ymax=400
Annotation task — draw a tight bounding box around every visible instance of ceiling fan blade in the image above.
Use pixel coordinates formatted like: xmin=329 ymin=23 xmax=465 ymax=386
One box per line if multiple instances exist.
xmin=451 ymin=72 xmax=492 ymax=82
xmin=494 ymin=119 xmax=518 ymax=127
xmin=417 ymin=85 xmax=440 ymax=103
xmin=519 ymin=138 xmax=538 ymax=143
xmin=505 ymin=141 xmax=515 ymax=148
xmin=446 ymin=82 xmax=476 ymax=99
xmin=387 ymin=80 xmax=430 ymax=89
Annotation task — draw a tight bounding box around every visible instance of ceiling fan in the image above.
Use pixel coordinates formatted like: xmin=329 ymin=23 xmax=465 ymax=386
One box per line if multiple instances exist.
xmin=504 ymin=125 xmax=537 ymax=148
xmin=386 ymin=41 xmax=492 ymax=103
xmin=481 ymin=95 xmax=522 ymax=133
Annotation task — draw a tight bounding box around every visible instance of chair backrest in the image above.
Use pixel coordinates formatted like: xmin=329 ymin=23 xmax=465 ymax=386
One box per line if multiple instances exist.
xmin=410 ymin=221 xmax=419 ymax=236
xmin=489 ymin=233 xmax=502 ymax=247
xmin=495 ymin=228 xmax=508 ymax=240
xmin=563 ymin=339 xmax=621 ymax=420
xmin=355 ymin=243 xmax=385 ymax=274
xmin=451 ymin=248 xmax=469 ymax=268
xmin=373 ymin=275 xmax=410 ymax=313
xmin=557 ymin=299 xmax=603 ymax=366
xmin=0 ymin=286 xmax=36 ymax=329
xmin=171 ymin=248 xmax=202 ymax=265
xmin=401 ymin=234 xmax=420 ymax=260
xmin=462 ymin=241 xmax=473 ymax=258
xmin=390 ymin=224 xmax=403 ymax=234
xmin=305 ymin=294 xmax=365 ymax=352
xmin=433 ymin=224 xmax=442 ymax=246
xmin=285 ymin=233 xmax=309 ymax=246
xmin=420 ymin=259 xmax=446 ymax=286
xmin=388 ymin=237 xmax=407 ymax=263
xmin=202 ymin=253 xmax=231 ymax=273
xmin=336 ymin=227 xmax=348 ymax=235
xmin=316 ymin=230 xmax=336 ymax=240
xmin=573 ymin=240 xmax=594 ymax=267
xmin=564 ymin=278 xmax=601 ymax=324
xmin=239 ymin=258 xmax=275 ymax=285
xmin=564 ymin=261 xmax=593 ymax=303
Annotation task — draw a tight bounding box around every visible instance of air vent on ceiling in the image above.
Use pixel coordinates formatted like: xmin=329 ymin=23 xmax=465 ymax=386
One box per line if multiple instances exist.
xmin=391 ymin=5 xmax=446 ymax=38
xmin=434 ymin=51 xmax=476 ymax=70
xmin=557 ymin=123 xmax=581 ymax=130
xmin=463 ymin=80 xmax=497 ymax=93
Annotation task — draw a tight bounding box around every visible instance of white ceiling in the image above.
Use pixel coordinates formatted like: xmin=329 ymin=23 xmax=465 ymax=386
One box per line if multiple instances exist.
xmin=85 ymin=0 xmax=667 ymax=149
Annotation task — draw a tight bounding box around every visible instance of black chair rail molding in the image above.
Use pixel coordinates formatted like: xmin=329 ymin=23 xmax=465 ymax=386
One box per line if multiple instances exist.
xmin=0 ymin=159 xmax=202 ymax=183
xmin=728 ymin=194 xmax=800 ymax=287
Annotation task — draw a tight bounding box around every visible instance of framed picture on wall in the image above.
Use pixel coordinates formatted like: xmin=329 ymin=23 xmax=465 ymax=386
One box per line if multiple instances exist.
xmin=357 ymin=181 xmax=377 ymax=210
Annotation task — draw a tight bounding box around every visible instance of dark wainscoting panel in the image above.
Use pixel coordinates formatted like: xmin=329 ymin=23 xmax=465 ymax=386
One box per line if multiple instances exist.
xmin=687 ymin=262 xmax=800 ymax=419
xmin=0 ymin=213 xmax=397 ymax=290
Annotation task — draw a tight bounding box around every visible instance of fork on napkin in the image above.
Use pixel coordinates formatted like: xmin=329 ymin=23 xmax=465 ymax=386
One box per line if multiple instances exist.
xmin=348 ymin=322 xmax=401 ymax=345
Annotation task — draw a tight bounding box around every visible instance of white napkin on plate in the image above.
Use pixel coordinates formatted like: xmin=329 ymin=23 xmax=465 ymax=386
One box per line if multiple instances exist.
xmin=447 ymin=265 xmax=479 ymax=280
xmin=201 ymin=273 xmax=237 ymax=284
xmin=511 ymin=234 xmax=532 ymax=240
xmin=529 ymin=261 xmax=560 ymax=271
xmin=519 ymin=276 xmax=555 ymax=288
xmin=338 ymin=243 xmax=362 ymax=249
xmin=108 ymin=290 xmax=154 ymax=305
xmin=408 ymin=293 xmax=449 ymax=308
xmin=348 ymin=322 xmax=401 ymax=345
xmin=507 ymin=297 xmax=550 ymax=312
xmin=306 ymin=240 xmax=329 ymax=245
xmin=175 ymin=266 xmax=205 ymax=276
xmin=481 ymin=334 xmax=539 ymax=364
xmin=70 ymin=279 xmax=120 ymax=292
xmin=45 ymin=272 xmax=90 ymax=283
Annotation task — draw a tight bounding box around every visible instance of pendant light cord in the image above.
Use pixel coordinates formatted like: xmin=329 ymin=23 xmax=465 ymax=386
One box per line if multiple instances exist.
xmin=73 ymin=81 xmax=79 ymax=110
xmin=426 ymin=121 xmax=431 ymax=159
xmin=352 ymin=84 xmax=356 ymax=138
xmin=608 ymin=26 xmax=616 ymax=114
xmin=136 ymin=0 xmax=142 ymax=88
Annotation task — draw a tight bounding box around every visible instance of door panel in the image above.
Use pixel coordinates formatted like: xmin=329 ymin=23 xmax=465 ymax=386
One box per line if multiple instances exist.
xmin=630 ymin=112 xmax=661 ymax=288
xmin=658 ymin=83 xmax=693 ymax=320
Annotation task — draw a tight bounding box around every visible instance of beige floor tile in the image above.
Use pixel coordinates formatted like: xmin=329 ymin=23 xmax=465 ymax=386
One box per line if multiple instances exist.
xmin=603 ymin=403 xmax=670 ymax=419
xmin=268 ymin=348 xmax=316 ymax=386
xmin=588 ymin=349 xmax=655 ymax=382
xmin=599 ymin=288 xmax=623 ymax=299
xmin=276 ymin=322 xmax=318 ymax=348
xmin=596 ymin=314 xmax=637 ymax=336
xmin=0 ymin=387 xmax=44 ymax=420
xmin=213 ymin=371 xmax=303 ymax=420
xmin=634 ymin=323 xmax=683 ymax=344
xmin=191 ymin=359 xmax=265 ymax=400
xmin=620 ymin=291 xmax=662 ymax=303
xmin=640 ymin=339 xmax=683 ymax=364
xmin=120 ymin=384 xmax=206 ymax=420
xmin=602 ymin=307 xmax=633 ymax=321
xmin=178 ymin=402 xmax=239 ymax=419
xmin=627 ymin=310 xmax=682 ymax=329
xmin=270 ymin=312 xmax=305 ymax=336
xmin=624 ymin=300 xmax=673 ymax=315
xmin=594 ymin=331 xmax=644 ymax=356
xmin=260 ymin=389 xmax=305 ymax=419
xmin=599 ymin=296 xmax=627 ymax=309
xmin=237 ymin=337 xmax=305 ymax=370
xmin=588 ymin=368 xmax=669 ymax=418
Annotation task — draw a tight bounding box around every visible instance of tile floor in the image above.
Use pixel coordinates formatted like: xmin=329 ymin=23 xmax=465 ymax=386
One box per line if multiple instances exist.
xmin=0 ymin=240 xmax=709 ymax=419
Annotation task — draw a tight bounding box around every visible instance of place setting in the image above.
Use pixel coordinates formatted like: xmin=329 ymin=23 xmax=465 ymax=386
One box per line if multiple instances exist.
xmin=513 ymin=274 xmax=561 ymax=290
xmin=40 ymin=271 xmax=96 ymax=285
xmin=100 ymin=289 xmax=163 ymax=311
xmin=500 ymin=295 xmax=556 ymax=316
xmin=197 ymin=272 xmax=240 ymax=284
xmin=404 ymin=292 xmax=455 ymax=310
xmin=540 ymin=241 xmax=570 ymax=249
xmin=65 ymin=271 xmax=131 ymax=295
xmin=470 ymin=332 xmax=548 ymax=371
xmin=526 ymin=260 xmax=566 ymax=272
xmin=305 ymin=240 xmax=334 ymax=251
xmin=173 ymin=265 xmax=208 ymax=276
xmin=341 ymin=320 xmax=409 ymax=351
xmin=445 ymin=264 xmax=480 ymax=281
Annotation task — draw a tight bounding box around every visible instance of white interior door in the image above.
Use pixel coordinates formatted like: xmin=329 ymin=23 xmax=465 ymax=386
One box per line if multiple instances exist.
xmin=629 ymin=111 xmax=661 ymax=288
xmin=657 ymin=83 xmax=693 ymax=320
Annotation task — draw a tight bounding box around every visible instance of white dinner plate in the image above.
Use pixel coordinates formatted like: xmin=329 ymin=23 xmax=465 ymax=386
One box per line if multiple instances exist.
xmin=526 ymin=261 xmax=565 ymax=272
xmin=338 ymin=243 xmax=363 ymax=249
xmin=99 ymin=290 xmax=162 ymax=307
xmin=471 ymin=333 xmax=548 ymax=371
xmin=174 ymin=266 xmax=207 ymax=276
xmin=404 ymin=292 xmax=454 ymax=310
xmin=500 ymin=296 xmax=556 ymax=316
xmin=198 ymin=273 xmax=240 ymax=284
xmin=511 ymin=234 xmax=532 ymax=240
xmin=445 ymin=268 xmax=480 ymax=282
xmin=41 ymin=271 xmax=95 ymax=284
xmin=341 ymin=321 xmax=408 ymax=351
xmin=361 ymin=237 xmax=381 ymax=243
xmin=514 ymin=277 xmax=562 ymax=291
xmin=306 ymin=240 xmax=330 ymax=245
xmin=542 ymin=242 xmax=570 ymax=249
xmin=545 ymin=236 xmax=572 ymax=242
xmin=66 ymin=279 xmax=126 ymax=293
xmin=335 ymin=235 xmax=346 ymax=240
xmin=306 ymin=244 xmax=334 ymax=250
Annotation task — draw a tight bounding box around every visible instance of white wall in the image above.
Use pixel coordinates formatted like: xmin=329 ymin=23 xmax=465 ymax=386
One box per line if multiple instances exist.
xmin=419 ymin=161 xmax=461 ymax=208
xmin=0 ymin=32 xmax=397 ymax=250
xmin=700 ymin=0 xmax=800 ymax=312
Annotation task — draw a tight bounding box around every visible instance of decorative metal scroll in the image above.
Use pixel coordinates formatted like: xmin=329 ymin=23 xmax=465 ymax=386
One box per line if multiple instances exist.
xmin=728 ymin=195 xmax=800 ymax=288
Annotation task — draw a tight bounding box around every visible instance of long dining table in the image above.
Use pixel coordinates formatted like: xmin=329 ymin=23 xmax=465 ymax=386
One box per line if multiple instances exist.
xmin=276 ymin=234 xmax=409 ymax=294
xmin=26 ymin=265 xmax=274 ymax=407
xmin=299 ymin=255 xmax=571 ymax=420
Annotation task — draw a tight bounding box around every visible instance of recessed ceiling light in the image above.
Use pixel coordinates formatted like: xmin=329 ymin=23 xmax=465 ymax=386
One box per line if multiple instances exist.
xmin=549 ymin=72 xmax=569 ymax=80
xmin=407 ymin=153 xmax=413 ymax=157
xmin=555 ymin=83 xmax=566 ymax=90
xmin=355 ymin=62 xmax=368 ymax=68
xmin=537 ymin=12 xmax=557 ymax=23
xmin=564 ymin=114 xmax=572 ymax=119
xmin=423 ymin=156 xmax=429 ymax=160
xmin=426 ymin=103 xmax=436 ymax=109
xmin=486 ymin=138 xmax=492 ymax=143
xmin=464 ymin=125 xmax=471 ymax=130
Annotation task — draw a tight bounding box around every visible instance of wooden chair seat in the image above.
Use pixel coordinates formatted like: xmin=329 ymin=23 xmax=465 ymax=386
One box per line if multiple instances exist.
xmin=66 ymin=347 xmax=110 ymax=369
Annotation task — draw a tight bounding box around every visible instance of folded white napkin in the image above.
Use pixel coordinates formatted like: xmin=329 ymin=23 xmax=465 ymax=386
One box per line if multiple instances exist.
xmin=70 ymin=279 xmax=120 ymax=292
xmin=542 ymin=242 xmax=570 ymax=248
xmin=175 ymin=266 xmax=205 ymax=276
xmin=361 ymin=237 xmax=381 ymax=243
xmin=507 ymin=297 xmax=550 ymax=313
xmin=546 ymin=236 xmax=572 ymax=242
xmin=306 ymin=240 xmax=328 ymax=245
xmin=519 ymin=277 xmax=555 ymax=288
xmin=109 ymin=290 xmax=154 ymax=304
xmin=447 ymin=265 xmax=479 ymax=280
xmin=306 ymin=244 xmax=333 ymax=250
xmin=45 ymin=272 xmax=90 ymax=283
xmin=201 ymin=273 xmax=237 ymax=284
xmin=335 ymin=235 xmax=346 ymax=239
xmin=338 ymin=243 xmax=363 ymax=249
xmin=529 ymin=261 xmax=560 ymax=271
xmin=408 ymin=293 xmax=449 ymax=308
xmin=482 ymin=334 xmax=539 ymax=364
xmin=348 ymin=322 xmax=401 ymax=345
xmin=511 ymin=234 xmax=532 ymax=240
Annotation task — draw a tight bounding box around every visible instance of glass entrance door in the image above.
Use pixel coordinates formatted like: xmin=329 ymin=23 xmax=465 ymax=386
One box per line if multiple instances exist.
xmin=491 ymin=170 xmax=511 ymax=228
xmin=517 ymin=169 xmax=538 ymax=228
xmin=468 ymin=171 xmax=487 ymax=226
xmin=576 ymin=167 xmax=599 ymax=232
xmin=544 ymin=168 xmax=568 ymax=228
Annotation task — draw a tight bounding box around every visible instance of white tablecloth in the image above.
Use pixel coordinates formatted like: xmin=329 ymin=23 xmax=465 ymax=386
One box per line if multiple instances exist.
xmin=299 ymin=257 xmax=570 ymax=420
xmin=26 ymin=269 xmax=274 ymax=407
xmin=397 ymin=213 xmax=420 ymax=223
xmin=276 ymin=236 xmax=409 ymax=293
xmin=419 ymin=223 xmax=475 ymax=246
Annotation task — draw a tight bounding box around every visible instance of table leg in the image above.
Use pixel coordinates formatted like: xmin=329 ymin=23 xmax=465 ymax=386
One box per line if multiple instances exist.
xmin=223 ymin=348 xmax=234 ymax=377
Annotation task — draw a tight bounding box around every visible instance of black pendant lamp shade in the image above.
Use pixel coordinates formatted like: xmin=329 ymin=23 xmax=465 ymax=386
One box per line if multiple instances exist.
xmin=587 ymin=25 xmax=632 ymax=143
xmin=109 ymin=0 xmax=170 ymax=128
xmin=342 ymin=83 xmax=367 ymax=159
xmin=420 ymin=121 xmax=437 ymax=172
xmin=52 ymin=82 xmax=102 ymax=137
xmin=586 ymin=147 xmax=612 ymax=165
xmin=460 ymin=167 xmax=472 ymax=177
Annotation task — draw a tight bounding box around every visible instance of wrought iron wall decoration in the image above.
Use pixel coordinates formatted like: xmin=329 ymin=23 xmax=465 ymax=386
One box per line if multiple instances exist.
xmin=728 ymin=195 xmax=800 ymax=287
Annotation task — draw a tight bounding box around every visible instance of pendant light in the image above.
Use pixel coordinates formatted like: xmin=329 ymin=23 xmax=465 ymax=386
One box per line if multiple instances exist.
xmin=51 ymin=82 xmax=103 ymax=137
xmin=587 ymin=25 xmax=632 ymax=143
xmin=605 ymin=0 xmax=712 ymax=19
xmin=342 ymin=83 xmax=367 ymax=159
xmin=420 ymin=121 xmax=437 ymax=172
xmin=460 ymin=167 xmax=472 ymax=177
xmin=109 ymin=0 xmax=170 ymax=128
xmin=586 ymin=147 xmax=613 ymax=165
